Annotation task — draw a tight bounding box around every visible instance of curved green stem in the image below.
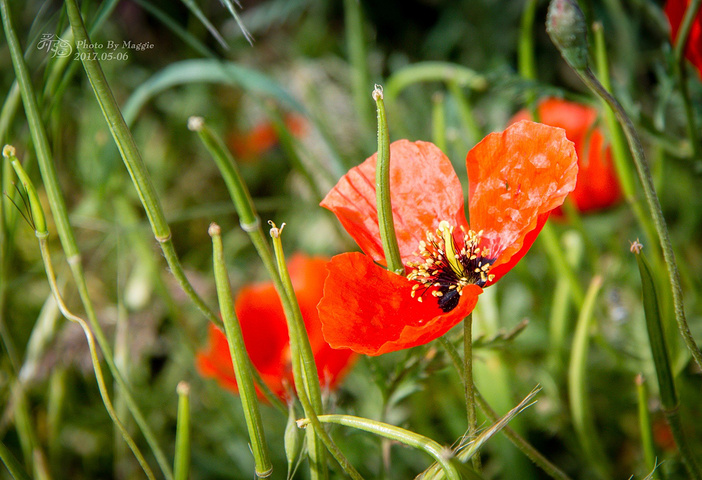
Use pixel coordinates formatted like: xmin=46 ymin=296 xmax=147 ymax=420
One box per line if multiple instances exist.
xmin=39 ymin=237 xmax=156 ymax=480
xmin=576 ymin=67 xmax=702 ymax=370
xmin=439 ymin=337 xmax=573 ymax=480
xmin=568 ymin=275 xmax=608 ymax=479
xmin=300 ymin=414 xmax=459 ymax=480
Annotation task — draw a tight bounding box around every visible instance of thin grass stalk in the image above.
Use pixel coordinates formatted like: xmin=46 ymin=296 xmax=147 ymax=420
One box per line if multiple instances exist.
xmin=539 ymin=223 xmax=585 ymax=308
xmin=0 ymin=440 xmax=31 ymax=480
xmin=547 ymin=0 xmax=702 ymax=370
xmin=635 ymin=374 xmax=659 ymax=480
xmin=269 ymin=223 xmax=327 ymax=480
xmin=633 ymin=244 xmax=702 ymax=478
xmin=447 ymin=82 xmax=481 ymax=146
xmin=64 ymin=0 xmax=218 ymax=325
xmin=300 ymin=415 xmax=459 ymax=480
xmin=6 ymin=154 xmax=156 ymax=480
xmin=438 ymin=337 xmax=573 ymax=480
xmin=209 ymin=223 xmax=272 ymax=478
xmin=463 ymin=314 xmax=480 ymax=472
xmin=567 ymin=275 xmax=609 ymax=479
xmin=373 ymin=85 xmax=403 ymax=274
xmin=2 ymin=3 xmax=175 ymax=476
xmin=174 ymin=382 xmax=191 ymax=480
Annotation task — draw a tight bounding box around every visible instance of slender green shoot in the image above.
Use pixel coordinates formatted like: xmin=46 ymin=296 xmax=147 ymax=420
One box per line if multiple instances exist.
xmin=174 ymin=382 xmax=191 ymax=480
xmin=632 ymin=241 xmax=702 ymax=479
xmin=209 ymin=223 xmax=272 ymax=478
xmin=298 ymin=414 xmax=459 ymax=480
xmin=7 ymin=152 xmax=156 ymax=480
xmin=269 ymin=222 xmax=327 ymax=480
xmin=635 ymin=374 xmax=659 ymax=480
xmin=373 ymin=85 xmax=403 ymax=274
xmin=0 ymin=440 xmax=31 ymax=480
xmin=64 ymin=0 xmax=219 ymax=328
xmin=568 ymin=275 xmax=609 ymax=479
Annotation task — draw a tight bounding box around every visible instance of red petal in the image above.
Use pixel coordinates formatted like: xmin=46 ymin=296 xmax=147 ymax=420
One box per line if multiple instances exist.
xmin=321 ymin=140 xmax=467 ymax=265
xmin=467 ymin=120 xmax=578 ymax=279
xmin=512 ymin=99 xmax=622 ymax=214
xmin=318 ymin=252 xmax=481 ymax=356
xmin=196 ymin=254 xmax=356 ymax=398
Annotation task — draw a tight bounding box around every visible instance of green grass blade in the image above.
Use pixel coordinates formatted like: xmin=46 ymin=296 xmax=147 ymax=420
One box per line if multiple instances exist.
xmin=122 ymin=59 xmax=304 ymax=125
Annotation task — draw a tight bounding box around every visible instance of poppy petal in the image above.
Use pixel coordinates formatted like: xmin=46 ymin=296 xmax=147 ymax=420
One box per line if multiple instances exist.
xmin=467 ymin=120 xmax=578 ymax=280
xmin=318 ymin=252 xmax=481 ymax=356
xmin=321 ymin=140 xmax=468 ymax=265
xmin=511 ymin=99 xmax=621 ymax=214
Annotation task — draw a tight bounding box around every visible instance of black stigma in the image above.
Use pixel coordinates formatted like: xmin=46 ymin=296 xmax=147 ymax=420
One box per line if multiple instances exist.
xmin=437 ymin=288 xmax=460 ymax=312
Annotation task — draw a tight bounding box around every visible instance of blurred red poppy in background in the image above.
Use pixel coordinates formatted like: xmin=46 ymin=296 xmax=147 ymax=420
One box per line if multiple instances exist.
xmin=197 ymin=254 xmax=356 ymax=398
xmin=317 ymin=120 xmax=578 ymax=356
xmin=228 ymin=113 xmax=307 ymax=161
xmin=665 ymin=0 xmax=702 ymax=78
xmin=511 ymin=98 xmax=622 ymax=214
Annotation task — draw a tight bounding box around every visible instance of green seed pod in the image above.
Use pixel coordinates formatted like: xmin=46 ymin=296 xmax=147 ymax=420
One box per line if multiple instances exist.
xmin=546 ymin=0 xmax=590 ymax=71
xmin=284 ymin=401 xmax=303 ymax=479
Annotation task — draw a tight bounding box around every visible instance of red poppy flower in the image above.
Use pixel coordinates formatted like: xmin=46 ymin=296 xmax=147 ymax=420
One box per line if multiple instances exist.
xmin=511 ymin=99 xmax=622 ymax=213
xmin=228 ymin=113 xmax=307 ymax=161
xmin=317 ymin=120 xmax=578 ymax=356
xmin=665 ymin=0 xmax=702 ymax=78
xmin=196 ymin=254 xmax=356 ymax=398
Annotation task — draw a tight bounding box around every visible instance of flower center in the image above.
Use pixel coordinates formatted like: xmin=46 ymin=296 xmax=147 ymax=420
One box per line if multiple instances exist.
xmin=407 ymin=220 xmax=495 ymax=313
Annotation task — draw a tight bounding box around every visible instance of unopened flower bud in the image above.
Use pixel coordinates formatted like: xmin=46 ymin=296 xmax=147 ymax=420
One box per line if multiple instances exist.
xmin=546 ymin=0 xmax=589 ymax=71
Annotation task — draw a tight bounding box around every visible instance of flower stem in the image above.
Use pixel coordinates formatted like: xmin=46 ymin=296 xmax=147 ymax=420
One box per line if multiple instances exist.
xmin=209 ymin=223 xmax=272 ymax=478
xmin=174 ymin=382 xmax=191 ymax=480
xmin=463 ymin=314 xmax=480 ymax=472
xmin=633 ymin=244 xmax=702 ymax=479
xmin=10 ymin=8 xmax=162 ymax=463
xmin=373 ymin=85 xmax=404 ymax=274
xmin=439 ymin=337 xmax=573 ymax=480
xmin=8 ymin=150 xmax=157 ymax=480
xmin=576 ymin=66 xmax=702 ymax=370
xmin=269 ymin=223 xmax=328 ymax=480
xmin=299 ymin=414 xmax=459 ymax=480
xmin=64 ymin=0 xmax=219 ymax=328
xmin=189 ymin=118 xmax=294 ymax=414
xmin=292 ymin=358 xmax=364 ymax=480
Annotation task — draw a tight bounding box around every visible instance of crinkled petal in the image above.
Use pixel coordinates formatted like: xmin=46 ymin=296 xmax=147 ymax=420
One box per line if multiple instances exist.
xmin=467 ymin=120 xmax=578 ymax=280
xmin=321 ymin=140 xmax=468 ymax=265
xmin=511 ymin=99 xmax=621 ymax=214
xmin=318 ymin=252 xmax=481 ymax=356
